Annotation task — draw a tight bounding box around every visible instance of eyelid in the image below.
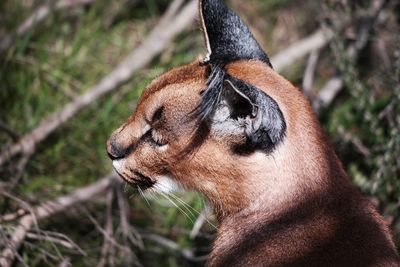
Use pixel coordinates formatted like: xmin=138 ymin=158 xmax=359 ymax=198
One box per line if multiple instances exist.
xmin=151 ymin=106 xmax=164 ymax=123
xmin=148 ymin=128 xmax=168 ymax=147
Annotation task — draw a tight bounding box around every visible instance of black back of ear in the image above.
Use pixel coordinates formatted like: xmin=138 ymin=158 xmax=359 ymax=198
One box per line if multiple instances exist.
xmin=193 ymin=0 xmax=281 ymax=152
xmin=222 ymin=77 xmax=286 ymax=154
xmin=199 ymin=0 xmax=272 ymax=67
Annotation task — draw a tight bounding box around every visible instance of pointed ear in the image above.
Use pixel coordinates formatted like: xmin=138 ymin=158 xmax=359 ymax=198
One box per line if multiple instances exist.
xmin=199 ymin=0 xmax=272 ymax=67
xmin=215 ymin=78 xmax=286 ymax=154
xmin=222 ymin=80 xmax=258 ymax=119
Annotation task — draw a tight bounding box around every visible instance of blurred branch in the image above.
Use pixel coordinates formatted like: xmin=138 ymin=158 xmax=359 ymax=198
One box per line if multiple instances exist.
xmin=25 ymin=232 xmax=82 ymax=253
xmin=313 ymin=0 xmax=389 ymax=114
xmin=0 ymin=0 xmax=197 ymax=167
xmin=0 ymin=210 xmax=27 ymax=223
xmin=190 ymin=204 xmax=212 ymax=239
xmin=337 ymin=126 xmax=371 ymax=157
xmin=58 ymin=258 xmax=72 ymax=267
xmin=85 ymin=206 xmax=136 ymax=263
xmin=302 ymin=49 xmax=320 ymax=100
xmin=97 ymin=189 xmax=116 ymax=267
xmin=103 ymin=0 xmax=141 ymax=28
xmin=0 ymin=0 xmax=93 ymax=54
xmin=0 ymin=173 xmax=119 ymax=267
xmin=0 ymin=121 xmax=20 ymax=141
xmin=313 ymin=77 xmax=344 ymax=114
xmin=116 ymin=186 xmax=143 ymax=249
xmin=142 ymin=233 xmax=208 ymax=262
xmin=271 ymin=28 xmax=334 ymax=73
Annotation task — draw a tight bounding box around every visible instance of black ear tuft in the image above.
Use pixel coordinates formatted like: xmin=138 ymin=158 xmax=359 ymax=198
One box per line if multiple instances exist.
xmin=221 ymin=77 xmax=286 ymax=154
xmin=199 ymin=0 xmax=272 ymax=67
xmin=191 ymin=65 xmax=225 ymax=122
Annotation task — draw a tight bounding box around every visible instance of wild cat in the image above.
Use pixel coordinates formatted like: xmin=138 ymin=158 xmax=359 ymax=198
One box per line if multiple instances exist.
xmin=107 ymin=0 xmax=400 ymax=266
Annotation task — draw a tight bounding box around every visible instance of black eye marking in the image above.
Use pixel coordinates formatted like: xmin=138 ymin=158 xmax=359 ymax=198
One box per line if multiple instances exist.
xmin=152 ymin=106 xmax=164 ymax=123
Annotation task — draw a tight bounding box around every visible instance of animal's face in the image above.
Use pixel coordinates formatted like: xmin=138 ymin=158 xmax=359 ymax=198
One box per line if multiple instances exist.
xmin=107 ymin=64 xmax=209 ymax=191
xmin=107 ymin=0 xmax=312 ymax=217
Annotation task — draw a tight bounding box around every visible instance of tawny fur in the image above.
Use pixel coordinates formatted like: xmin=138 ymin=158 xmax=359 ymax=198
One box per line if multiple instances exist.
xmin=107 ymin=60 xmax=400 ymax=266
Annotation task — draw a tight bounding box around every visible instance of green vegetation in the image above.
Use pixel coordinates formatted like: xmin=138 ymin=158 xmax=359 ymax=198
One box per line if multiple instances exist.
xmin=0 ymin=0 xmax=399 ymax=266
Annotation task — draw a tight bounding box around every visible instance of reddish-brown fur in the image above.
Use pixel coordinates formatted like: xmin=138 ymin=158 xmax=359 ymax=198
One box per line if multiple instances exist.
xmin=107 ymin=60 xmax=399 ymax=266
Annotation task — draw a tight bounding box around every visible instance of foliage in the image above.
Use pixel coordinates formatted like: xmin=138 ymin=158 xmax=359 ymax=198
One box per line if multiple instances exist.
xmin=0 ymin=0 xmax=399 ymax=266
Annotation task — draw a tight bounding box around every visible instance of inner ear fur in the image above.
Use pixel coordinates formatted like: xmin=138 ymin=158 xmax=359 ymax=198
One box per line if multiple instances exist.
xmin=220 ymin=77 xmax=286 ymax=154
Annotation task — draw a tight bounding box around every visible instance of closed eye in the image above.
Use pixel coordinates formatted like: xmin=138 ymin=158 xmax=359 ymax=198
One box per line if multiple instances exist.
xmin=144 ymin=129 xmax=168 ymax=147
xmin=152 ymin=106 xmax=164 ymax=123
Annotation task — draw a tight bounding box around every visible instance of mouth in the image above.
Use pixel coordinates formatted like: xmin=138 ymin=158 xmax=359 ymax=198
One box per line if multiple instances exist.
xmin=112 ymin=160 xmax=155 ymax=190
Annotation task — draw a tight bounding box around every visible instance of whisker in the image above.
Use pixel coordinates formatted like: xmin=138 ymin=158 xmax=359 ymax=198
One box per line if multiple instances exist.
xmin=138 ymin=186 xmax=152 ymax=210
xmin=167 ymin=193 xmax=197 ymax=217
xmin=159 ymin=192 xmax=195 ymax=223
xmin=169 ymin=193 xmax=217 ymax=230
xmin=155 ymin=183 xmax=217 ymax=230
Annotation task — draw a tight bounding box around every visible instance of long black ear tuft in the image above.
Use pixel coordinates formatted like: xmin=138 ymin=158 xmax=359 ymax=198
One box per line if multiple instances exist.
xmin=199 ymin=0 xmax=272 ymax=67
xmin=192 ymin=66 xmax=225 ymax=122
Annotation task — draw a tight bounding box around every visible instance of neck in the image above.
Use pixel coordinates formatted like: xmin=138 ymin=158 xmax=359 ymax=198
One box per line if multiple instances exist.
xmin=209 ymin=129 xmax=349 ymax=223
xmin=207 ymin=140 xmax=399 ymax=267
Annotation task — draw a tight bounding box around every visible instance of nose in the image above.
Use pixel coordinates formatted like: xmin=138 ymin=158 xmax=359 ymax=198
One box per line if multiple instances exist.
xmin=106 ymin=135 xmax=130 ymax=160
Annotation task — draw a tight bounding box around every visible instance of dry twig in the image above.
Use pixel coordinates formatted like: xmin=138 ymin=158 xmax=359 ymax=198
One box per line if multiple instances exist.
xmin=0 ymin=210 xmax=27 ymax=223
xmin=97 ymin=189 xmax=115 ymax=267
xmin=142 ymin=233 xmax=208 ymax=262
xmin=0 ymin=173 xmax=118 ymax=267
xmin=116 ymin=185 xmax=143 ymax=249
xmin=25 ymin=232 xmax=83 ymax=253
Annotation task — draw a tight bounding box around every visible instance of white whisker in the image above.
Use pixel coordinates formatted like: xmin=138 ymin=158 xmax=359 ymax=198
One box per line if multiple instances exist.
xmin=169 ymin=193 xmax=217 ymax=230
xmin=138 ymin=186 xmax=152 ymax=210
xmin=159 ymin=192 xmax=195 ymax=223
xmin=167 ymin=193 xmax=197 ymax=218
xmin=156 ymin=183 xmax=217 ymax=230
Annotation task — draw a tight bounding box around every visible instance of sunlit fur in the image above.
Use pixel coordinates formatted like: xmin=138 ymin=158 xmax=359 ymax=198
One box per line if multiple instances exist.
xmin=108 ymin=60 xmax=399 ymax=266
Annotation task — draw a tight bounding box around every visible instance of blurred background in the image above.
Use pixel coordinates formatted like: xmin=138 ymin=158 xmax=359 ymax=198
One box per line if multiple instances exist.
xmin=0 ymin=0 xmax=399 ymax=266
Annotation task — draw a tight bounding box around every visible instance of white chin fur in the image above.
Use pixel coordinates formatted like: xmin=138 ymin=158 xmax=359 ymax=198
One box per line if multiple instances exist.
xmin=112 ymin=160 xmax=124 ymax=172
xmin=153 ymin=176 xmax=181 ymax=194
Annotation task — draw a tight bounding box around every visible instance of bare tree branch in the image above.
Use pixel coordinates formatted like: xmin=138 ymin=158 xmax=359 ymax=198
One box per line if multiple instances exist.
xmin=313 ymin=77 xmax=344 ymax=114
xmin=190 ymin=204 xmax=212 ymax=240
xmin=25 ymin=232 xmax=82 ymax=253
xmin=302 ymin=49 xmax=320 ymax=100
xmin=0 ymin=210 xmax=27 ymax=223
xmin=58 ymin=257 xmax=72 ymax=267
xmin=0 ymin=121 xmax=20 ymax=141
xmin=116 ymin=185 xmax=143 ymax=249
xmin=97 ymin=189 xmax=115 ymax=267
xmin=271 ymin=28 xmax=334 ymax=73
xmin=0 ymin=0 xmax=93 ymax=54
xmin=0 ymin=0 xmax=197 ymax=167
xmin=142 ymin=233 xmax=208 ymax=262
xmin=314 ymin=0 xmax=389 ymax=114
xmin=0 ymin=173 xmax=118 ymax=267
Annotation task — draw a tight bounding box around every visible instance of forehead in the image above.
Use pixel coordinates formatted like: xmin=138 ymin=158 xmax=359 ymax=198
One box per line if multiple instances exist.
xmin=139 ymin=61 xmax=208 ymax=105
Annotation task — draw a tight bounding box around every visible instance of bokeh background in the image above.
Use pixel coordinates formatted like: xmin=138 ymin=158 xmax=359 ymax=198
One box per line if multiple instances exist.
xmin=0 ymin=0 xmax=399 ymax=266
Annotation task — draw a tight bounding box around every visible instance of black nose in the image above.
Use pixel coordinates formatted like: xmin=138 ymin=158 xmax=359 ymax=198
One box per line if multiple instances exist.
xmin=107 ymin=150 xmax=122 ymax=161
xmin=106 ymin=137 xmax=130 ymax=160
